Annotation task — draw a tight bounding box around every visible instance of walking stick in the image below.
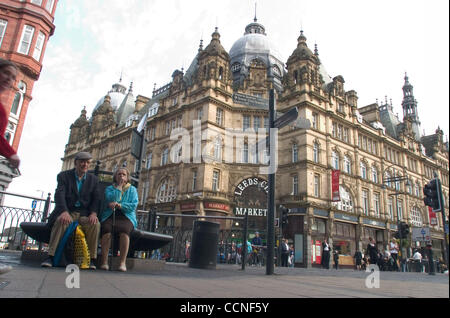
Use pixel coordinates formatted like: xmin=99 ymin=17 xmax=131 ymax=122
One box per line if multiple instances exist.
xmin=109 ymin=205 xmax=116 ymax=271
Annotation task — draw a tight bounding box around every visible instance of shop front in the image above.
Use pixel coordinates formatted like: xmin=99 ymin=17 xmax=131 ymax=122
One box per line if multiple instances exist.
xmin=362 ymin=218 xmax=387 ymax=254
xmin=310 ymin=209 xmax=329 ymax=267
xmin=332 ymin=213 xmax=358 ymax=268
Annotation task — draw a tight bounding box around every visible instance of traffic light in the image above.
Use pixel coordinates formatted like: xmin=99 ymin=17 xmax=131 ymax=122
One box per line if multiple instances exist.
xmin=279 ymin=205 xmax=289 ymax=226
xmin=399 ymin=222 xmax=410 ymax=239
xmin=423 ymin=178 xmax=443 ymax=212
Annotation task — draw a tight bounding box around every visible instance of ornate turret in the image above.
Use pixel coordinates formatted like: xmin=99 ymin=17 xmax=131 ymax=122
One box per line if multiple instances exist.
xmin=401 ymin=73 xmax=421 ymax=140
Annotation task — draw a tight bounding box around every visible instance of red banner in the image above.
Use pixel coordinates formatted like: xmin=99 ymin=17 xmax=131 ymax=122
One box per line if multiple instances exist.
xmin=428 ymin=207 xmax=438 ymax=226
xmin=331 ymin=170 xmax=340 ymax=202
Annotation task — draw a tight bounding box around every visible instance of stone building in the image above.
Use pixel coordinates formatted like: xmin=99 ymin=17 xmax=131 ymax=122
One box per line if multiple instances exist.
xmin=62 ymin=17 xmax=449 ymax=267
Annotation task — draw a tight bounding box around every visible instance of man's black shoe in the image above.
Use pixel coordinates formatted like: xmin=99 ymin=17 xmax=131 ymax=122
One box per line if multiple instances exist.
xmin=89 ymin=259 xmax=96 ymax=270
xmin=41 ymin=257 xmax=53 ymax=268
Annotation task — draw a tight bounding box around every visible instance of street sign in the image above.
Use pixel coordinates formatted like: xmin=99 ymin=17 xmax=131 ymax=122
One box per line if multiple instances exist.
xmin=274 ymin=107 xmax=298 ymax=129
xmin=412 ymin=227 xmax=430 ymax=242
xmin=31 ymin=200 xmax=37 ymax=210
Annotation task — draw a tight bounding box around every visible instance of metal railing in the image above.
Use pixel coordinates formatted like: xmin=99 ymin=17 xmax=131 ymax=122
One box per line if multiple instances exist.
xmin=0 ymin=190 xmax=53 ymax=251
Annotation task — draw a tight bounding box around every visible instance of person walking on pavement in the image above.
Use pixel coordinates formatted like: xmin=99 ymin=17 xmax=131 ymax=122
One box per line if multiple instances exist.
xmin=99 ymin=168 xmax=138 ymax=272
xmin=389 ymin=238 xmax=399 ymax=271
xmin=281 ymin=238 xmax=289 ymax=267
xmin=321 ymin=238 xmax=330 ymax=269
xmin=333 ymin=249 xmax=339 ymax=270
xmin=251 ymin=232 xmax=263 ymax=266
xmin=354 ymin=249 xmax=362 ymax=270
xmin=41 ymin=152 xmax=100 ymax=269
xmin=0 ymin=59 xmax=21 ymax=276
xmin=367 ymin=237 xmax=379 ymax=266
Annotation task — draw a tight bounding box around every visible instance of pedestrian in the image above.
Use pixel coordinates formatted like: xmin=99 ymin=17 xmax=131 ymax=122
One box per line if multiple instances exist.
xmin=281 ymin=238 xmax=289 ymax=267
xmin=0 ymin=58 xmax=21 ymax=276
xmin=389 ymin=238 xmax=399 ymax=271
xmin=354 ymin=249 xmax=362 ymax=270
xmin=99 ymin=168 xmax=138 ymax=272
xmin=289 ymin=244 xmax=295 ymax=268
xmin=413 ymin=249 xmax=423 ymax=272
xmin=41 ymin=151 xmax=101 ymax=269
xmin=366 ymin=237 xmax=378 ymax=266
xmin=321 ymin=238 xmax=330 ymax=269
xmin=333 ymin=249 xmax=339 ymax=270
xmin=251 ymin=231 xmax=263 ymax=266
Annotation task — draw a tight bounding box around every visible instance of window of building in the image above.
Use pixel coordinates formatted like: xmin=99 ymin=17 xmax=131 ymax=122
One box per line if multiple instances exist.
xmin=314 ymin=174 xmax=320 ymax=197
xmin=192 ymin=170 xmax=197 ymax=191
xmin=31 ymin=0 xmax=43 ymax=5
xmin=292 ymin=174 xmax=299 ymax=195
xmin=397 ymin=199 xmax=403 ymax=221
xmin=332 ymin=151 xmax=339 ymax=170
xmin=196 ymin=107 xmax=203 ymax=120
xmin=161 ymin=147 xmax=169 ymax=165
xmin=360 ymin=162 xmax=367 ymax=179
xmin=371 ymin=166 xmax=378 ymax=183
xmin=336 ymin=186 xmax=353 ymax=212
xmin=243 ymin=142 xmax=249 ymax=163
xmin=45 ymin=0 xmax=55 ymax=12
xmin=0 ymin=20 xmax=7 ymax=48
xmin=343 ymin=128 xmax=349 ymax=143
xmin=388 ymin=197 xmax=394 ymax=221
xmin=32 ymin=31 xmax=45 ymax=61
xmin=362 ymin=190 xmax=369 ymax=215
xmin=212 ymin=170 xmax=220 ymax=191
xmin=373 ymin=193 xmax=381 ymax=217
xmin=18 ymin=25 xmax=35 ymax=55
xmin=156 ymin=178 xmax=177 ymax=203
xmin=344 ymin=155 xmax=351 ymax=174
xmin=253 ymin=116 xmax=260 ymax=131
xmin=411 ymin=206 xmax=423 ymax=227
xmin=214 ymin=136 xmax=222 ymax=161
xmin=243 ymin=115 xmax=251 ymax=131
xmin=312 ymin=113 xmax=318 ymax=130
xmin=10 ymin=81 xmax=26 ymax=116
xmin=216 ymin=108 xmax=223 ymax=125
xmin=313 ymin=142 xmax=319 ymax=163
xmin=146 ymin=153 xmax=152 ymax=169
xmin=292 ymin=143 xmax=298 ymax=163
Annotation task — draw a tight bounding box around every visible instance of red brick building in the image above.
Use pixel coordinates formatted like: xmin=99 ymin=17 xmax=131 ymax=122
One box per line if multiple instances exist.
xmin=0 ymin=0 xmax=58 ymax=151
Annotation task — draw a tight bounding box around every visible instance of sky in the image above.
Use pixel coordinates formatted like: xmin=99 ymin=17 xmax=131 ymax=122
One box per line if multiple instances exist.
xmin=3 ymin=0 xmax=449 ymax=209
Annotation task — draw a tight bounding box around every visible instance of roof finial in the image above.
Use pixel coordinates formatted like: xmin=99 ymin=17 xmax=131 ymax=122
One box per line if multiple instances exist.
xmin=128 ymin=81 xmax=133 ymax=93
xmin=119 ymin=69 xmax=123 ymax=83
xmin=254 ymin=2 xmax=257 ymax=22
xmin=314 ymin=43 xmax=319 ymax=56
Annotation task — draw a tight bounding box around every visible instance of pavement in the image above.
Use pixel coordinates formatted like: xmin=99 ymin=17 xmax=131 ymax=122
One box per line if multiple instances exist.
xmin=0 ymin=250 xmax=448 ymax=300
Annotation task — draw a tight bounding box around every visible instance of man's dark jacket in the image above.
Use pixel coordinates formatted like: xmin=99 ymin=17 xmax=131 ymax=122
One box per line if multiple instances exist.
xmin=47 ymin=169 xmax=100 ymax=227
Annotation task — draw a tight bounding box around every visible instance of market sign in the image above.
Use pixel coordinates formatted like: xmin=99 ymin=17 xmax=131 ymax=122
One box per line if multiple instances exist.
xmin=234 ymin=177 xmax=268 ymax=217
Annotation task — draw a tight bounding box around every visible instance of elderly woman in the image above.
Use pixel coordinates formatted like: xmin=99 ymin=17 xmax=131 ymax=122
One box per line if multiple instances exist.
xmin=100 ymin=168 xmax=138 ymax=272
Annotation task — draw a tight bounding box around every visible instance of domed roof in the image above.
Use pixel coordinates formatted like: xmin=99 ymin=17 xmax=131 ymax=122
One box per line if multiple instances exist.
xmin=92 ymin=81 xmax=127 ymax=115
xmin=229 ymin=18 xmax=285 ymax=90
xmin=230 ymin=20 xmax=283 ymax=63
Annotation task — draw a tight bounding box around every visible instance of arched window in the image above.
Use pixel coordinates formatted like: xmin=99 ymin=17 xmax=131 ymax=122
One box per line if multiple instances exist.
xmin=10 ymin=81 xmax=26 ymax=115
xmin=411 ymin=206 xmax=423 ymax=227
xmin=335 ymin=186 xmax=353 ymax=212
xmin=214 ymin=136 xmax=222 ymax=161
xmin=360 ymin=162 xmax=367 ymax=179
xmin=371 ymin=166 xmax=378 ymax=183
xmin=218 ymin=67 xmax=223 ymax=80
xmin=156 ymin=178 xmax=177 ymax=203
xmin=243 ymin=142 xmax=249 ymax=163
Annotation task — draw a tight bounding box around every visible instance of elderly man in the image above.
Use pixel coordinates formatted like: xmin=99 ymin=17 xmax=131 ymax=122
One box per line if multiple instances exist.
xmin=41 ymin=152 xmax=100 ymax=269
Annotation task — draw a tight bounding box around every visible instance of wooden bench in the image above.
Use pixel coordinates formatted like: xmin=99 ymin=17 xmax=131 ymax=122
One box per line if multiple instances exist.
xmin=20 ymin=222 xmax=173 ymax=257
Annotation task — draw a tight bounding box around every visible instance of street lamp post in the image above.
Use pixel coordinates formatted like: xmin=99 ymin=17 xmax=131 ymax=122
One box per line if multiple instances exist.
xmin=382 ymin=167 xmax=410 ymax=271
